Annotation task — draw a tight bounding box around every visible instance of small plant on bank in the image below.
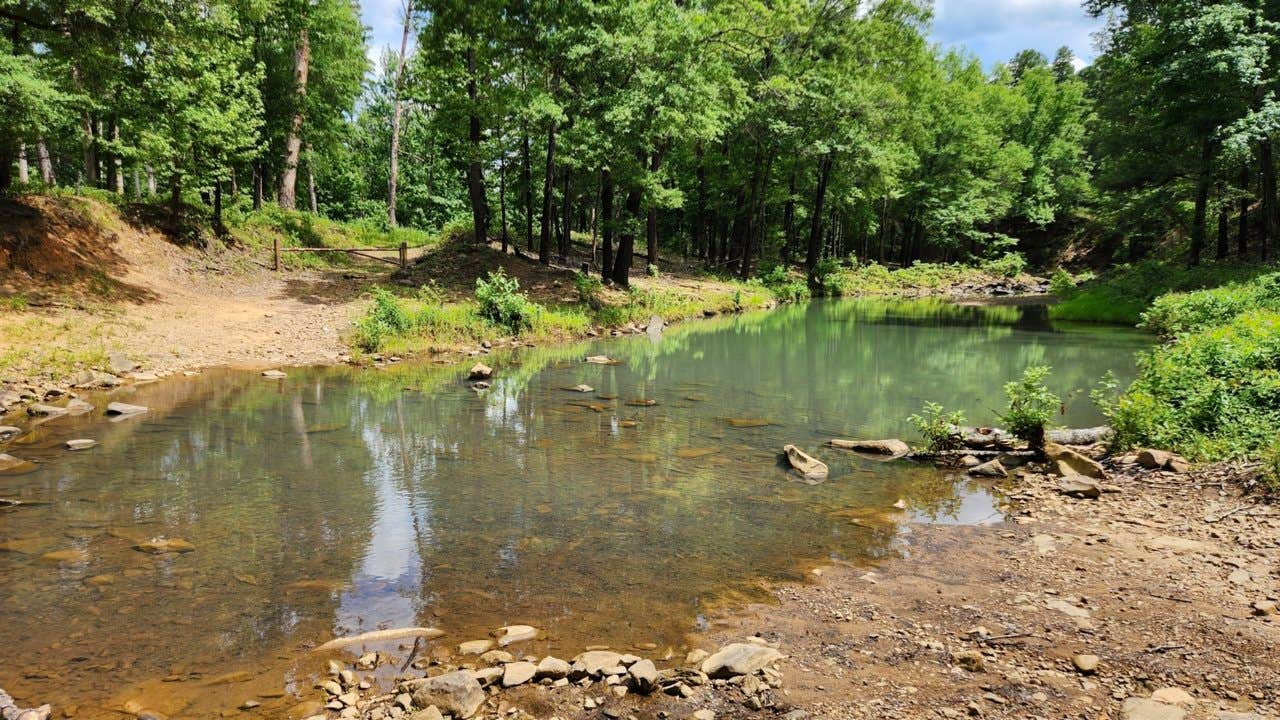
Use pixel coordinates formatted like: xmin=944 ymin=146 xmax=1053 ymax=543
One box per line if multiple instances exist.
xmin=354 ymin=287 xmax=412 ymax=352
xmin=981 ymin=251 xmax=1027 ymax=279
xmin=475 ymin=268 xmax=537 ymax=333
xmin=573 ymin=271 xmax=604 ymax=309
xmin=908 ymin=401 xmax=966 ymax=453
xmin=1261 ymin=437 xmax=1280 ymax=493
xmin=1049 ymin=268 xmax=1078 ymax=299
xmin=646 ymin=263 xmax=660 ymax=278
xmin=999 ymin=365 xmax=1060 ymax=449
xmin=812 ymin=257 xmax=842 ymax=295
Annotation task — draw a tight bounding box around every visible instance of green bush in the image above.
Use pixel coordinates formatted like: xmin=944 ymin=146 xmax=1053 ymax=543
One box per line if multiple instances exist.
xmin=1140 ymin=272 xmax=1280 ymax=337
xmin=982 ymin=252 xmax=1027 ymax=278
xmin=354 ymin=288 xmax=412 ymax=352
xmin=812 ymin=257 xmax=842 ymax=295
xmin=752 ymin=265 xmax=811 ymax=304
xmin=1262 ymin=437 xmax=1280 ymax=493
xmin=573 ymin=271 xmax=604 ymax=309
xmin=475 ymin=268 xmax=538 ymax=333
xmin=646 ymin=263 xmax=660 ymax=278
xmin=999 ymin=365 xmax=1060 ymax=448
xmin=1050 ymin=260 xmax=1270 ymax=325
xmin=907 ymin=402 xmax=966 ymax=453
xmin=1107 ymin=309 xmax=1280 ymax=460
xmin=1049 ymin=268 xmax=1077 ymax=299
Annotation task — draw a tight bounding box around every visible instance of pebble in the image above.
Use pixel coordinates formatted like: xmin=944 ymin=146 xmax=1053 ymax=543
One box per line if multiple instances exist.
xmin=1072 ymin=654 xmax=1100 ymax=674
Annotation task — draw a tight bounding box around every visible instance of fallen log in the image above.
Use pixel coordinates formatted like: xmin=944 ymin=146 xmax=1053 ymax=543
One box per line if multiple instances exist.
xmin=311 ymin=627 xmax=446 ymax=653
xmin=782 ymin=445 xmax=828 ymax=481
xmin=1047 ymin=426 xmax=1113 ymax=446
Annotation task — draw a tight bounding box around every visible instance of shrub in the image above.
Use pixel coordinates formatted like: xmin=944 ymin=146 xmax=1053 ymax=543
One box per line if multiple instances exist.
xmin=812 ymin=257 xmax=842 ymax=295
xmin=982 ymin=252 xmax=1027 ymax=279
xmin=752 ymin=265 xmax=810 ymax=304
xmin=999 ymin=365 xmax=1060 ymax=448
xmin=646 ymin=263 xmax=660 ymax=278
xmin=354 ymin=288 xmax=412 ymax=352
xmin=475 ymin=268 xmax=538 ymax=333
xmin=1140 ymin=272 xmax=1280 ymax=337
xmin=1049 ymin=268 xmax=1077 ymax=299
xmin=1262 ymin=437 xmax=1280 ymax=493
xmin=573 ymin=272 xmax=604 ymax=309
xmin=1050 ymin=260 xmax=1270 ymax=325
xmin=1108 ymin=309 xmax=1280 ymax=460
xmin=908 ymin=402 xmax=966 ymax=453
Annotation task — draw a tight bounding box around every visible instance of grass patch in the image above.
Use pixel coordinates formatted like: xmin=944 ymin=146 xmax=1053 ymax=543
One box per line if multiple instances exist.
xmin=825 ymin=260 xmax=1016 ymax=297
xmin=0 ymin=315 xmax=115 ymax=381
xmin=227 ymin=204 xmax=436 ymax=271
xmin=1050 ymin=260 xmax=1272 ymax=325
xmin=1140 ymin=272 xmax=1280 ymax=337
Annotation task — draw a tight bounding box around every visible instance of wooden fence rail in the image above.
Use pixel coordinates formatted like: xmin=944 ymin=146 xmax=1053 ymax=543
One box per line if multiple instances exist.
xmin=273 ymin=238 xmax=415 ymax=270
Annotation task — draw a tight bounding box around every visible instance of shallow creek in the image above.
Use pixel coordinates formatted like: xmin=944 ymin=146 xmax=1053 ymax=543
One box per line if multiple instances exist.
xmin=0 ymin=299 xmax=1149 ymax=718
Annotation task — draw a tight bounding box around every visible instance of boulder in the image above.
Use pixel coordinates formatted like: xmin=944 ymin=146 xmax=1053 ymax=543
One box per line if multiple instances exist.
xmin=106 ymin=402 xmax=149 ymax=416
xmin=572 ymin=650 xmax=623 ymax=677
xmin=628 ymin=659 xmax=659 ymax=694
xmin=108 ymin=352 xmax=138 ymax=374
xmin=457 ymin=640 xmax=494 ymax=655
xmin=501 ymin=661 xmax=537 ymax=687
xmin=493 ymin=624 xmax=538 ymax=646
xmin=410 ymin=707 xmax=444 ymax=720
xmin=968 ymin=459 xmax=1007 ymax=478
xmin=1121 ymin=698 xmax=1186 ymax=720
xmin=1150 ymin=688 xmax=1193 ymax=706
xmin=1136 ymin=449 xmax=1190 ymax=473
xmin=1058 ymin=476 xmax=1102 ymax=499
xmin=409 ymin=671 xmax=485 ymax=719
xmin=1072 ymin=654 xmax=1099 ymax=674
xmin=535 ymin=656 xmax=570 ymax=680
xmin=468 ymin=364 xmax=493 ymax=380
xmin=700 ymin=643 xmax=784 ymax=678
xmin=825 ymin=438 xmax=911 ymax=457
xmin=782 ymin=445 xmax=828 ymax=481
xmin=1045 ymin=442 xmax=1106 ymax=479
xmin=66 ymin=398 xmax=94 ymax=414
xmin=956 ymin=426 xmax=1017 ymax=449
xmin=470 ymin=667 xmax=503 ymax=687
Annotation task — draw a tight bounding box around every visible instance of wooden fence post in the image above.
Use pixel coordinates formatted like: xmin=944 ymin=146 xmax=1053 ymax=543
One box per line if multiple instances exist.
xmin=273 ymin=237 xmax=281 ymax=271
xmin=399 ymin=241 xmax=408 ymax=269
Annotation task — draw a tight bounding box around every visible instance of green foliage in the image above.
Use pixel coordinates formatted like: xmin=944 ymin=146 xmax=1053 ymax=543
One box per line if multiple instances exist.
xmin=573 ymin=272 xmax=604 ymax=308
xmin=751 ymin=266 xmax=810 ymax=304
xmin=1049 ymin=268 xmax=1078 ymax=299
xmin=1050 ymin=261 xmax=1271 ymax=325
xmin=981 ymin=252 xmax=1027 ymax=279
xmin=999 ymin=366 xmax=1060 ymax=445
xmin=475 ymin=269 xmax=538 ymax=333
xmin=1262 ymin=438 xmax=1280 ymax=493
xmin=353 ymin=288 xmax=412 ymax=352
xmin=812 ymin=258 xmax=843 ymax=296
xmin=646 ymin=264 xmax=660 ymax=279
xmin=1141 ymin=273 xmax=1280 ymax=337
xmin=908 ymin=402 xmax=966 ymax=454
xmin=1108 ymin=310 xmax=1280 ymax=460
xmin=1 ymin=295 xmax=30 ymax=311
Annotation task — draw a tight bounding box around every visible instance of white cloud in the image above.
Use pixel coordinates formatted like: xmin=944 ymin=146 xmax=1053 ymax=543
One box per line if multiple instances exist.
xmin=930 ymin=0 xmax=1105 ymax=68
xmin=361 ymin=0 xmax=414 ymax=71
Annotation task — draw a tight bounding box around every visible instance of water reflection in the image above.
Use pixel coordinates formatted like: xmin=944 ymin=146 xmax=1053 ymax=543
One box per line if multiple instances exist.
xmin=0 ymin=299 xmax=1149 ymax=718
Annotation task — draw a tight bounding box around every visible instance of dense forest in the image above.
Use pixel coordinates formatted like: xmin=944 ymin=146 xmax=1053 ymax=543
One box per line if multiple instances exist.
xmin=1 ymin=0 xmax=1278 ymax=284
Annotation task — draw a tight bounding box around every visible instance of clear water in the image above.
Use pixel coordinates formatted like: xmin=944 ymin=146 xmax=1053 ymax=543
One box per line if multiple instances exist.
xmin=0 ymin=299 xmax=1148 ymax=718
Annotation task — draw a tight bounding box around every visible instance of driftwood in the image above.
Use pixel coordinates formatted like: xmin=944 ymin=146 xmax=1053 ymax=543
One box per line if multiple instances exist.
xmin=782 ymin=445 xmax=828 ymax=481
xmin=311 ymin=627 xmax=446 ymax=653
xmin=1047 ymin=426 xmax=1113 ymax=445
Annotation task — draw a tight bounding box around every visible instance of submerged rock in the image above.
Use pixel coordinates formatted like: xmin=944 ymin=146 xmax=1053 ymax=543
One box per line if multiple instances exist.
xmin=0 ymin=453 xmax=37 ymax=474
xmin=106 ymin=402 xmax=149 ymax=417
xmin=585 ymin=355 xmax=619 ymax=365
xmin=133 ymin=538 xmax=196 ymax=554
xmin=65 ymin=398 xmax=94 ymax=414
xmin=501 ymin=661 xmax=537 ymax=687
xmin=493 ymin=624 xmax=538 ymax=646
xmin=572 ymin=651 xmax=624 ymax=677
xmin=565 ymin=384 xmax=594 ymax=393
xmin=825 ymin=438 xmax=911 ymax=457
xmin=27 ymin=403 xmax=68 ymax=417
xmin=262 ymin=370 xmax=287 ymax=379
xmin=700 ymin=642 xmax=784 ymax=678
xmin=65 ymin=439 xmax=97 ymax=451
xmin=0 ymin=426 xmax=20 ymax=439
xmin=409 ymin=670 xmax=485 ymax=719
xmin=782 ymin=445 xmax=828 ymax=481
xmin=468 ymin=363 xmax=493 ymax=380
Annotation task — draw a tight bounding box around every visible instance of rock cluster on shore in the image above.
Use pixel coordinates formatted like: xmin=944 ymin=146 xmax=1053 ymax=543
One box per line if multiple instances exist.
xmin=300 ymin=632 xmax=787 ymax=720
xmin=0 ymin=689 xmax=49 ymax=720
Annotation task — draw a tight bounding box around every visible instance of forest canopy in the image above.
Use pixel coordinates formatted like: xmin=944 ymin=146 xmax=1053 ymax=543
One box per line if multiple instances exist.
xmin=1 ymin=0 xmax=1277 ymax=283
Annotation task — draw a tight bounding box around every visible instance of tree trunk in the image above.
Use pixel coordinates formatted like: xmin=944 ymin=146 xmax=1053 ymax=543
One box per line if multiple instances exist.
xmin=213 ymin=180 xmax=224 ymax=233
xmin=1188 ymin=140 xmax=1212 ymax=268
xmin=1216 ymin=185 xmax=1229 ymax=261
xmin=133 ymin=167 xmax=141 ymax=197
xmin=17 ymin=143 xmax=29 ymax=185
xmin=522 ymin=129 xmax=533 ymax=251
xmin=805 ymin=152 xmax=833 ymax=284
xmin=1238 ymin=164 xmax=1250 ymax=257
xmin=560 ymin=166 xmax=572 ymax=257
xmin=36 ymin=138 xmax=54 ymax=185
xmin=499 ymin=150 xmax=508 ymax=253
xmin=781 ymin=173 xmax=796 ymax=267
xmin=600 ymin=167 xmax=614 ymax=280
xmin=611 ymin=187 xmax=643 ymax=287
xmin=645 ymin=149 xmax=664 ymax=266
xmin=169 ymin=172 xmax=182 ymax=229
xmin=694 ymin=144 xmax=707 ymax=260
xmin=306 ymin=155 xmax=317 ymax=213
xmin=465 ymin=46 xmax=489 ymax=243
xmin=387 ymin=0 xmax=412 ymax=228
xmin=539 ymin=118 xmax=557 ymax=264
xmin=110 ymin=118 xmax=123 ymax=194
xmin=81 ymin=113 xmax=98 ymax=186
xmin=252 ymin=162 xmax=263 ymax=210
xmin=1261 ymin=138 xmax=1277 ymax=262
xmin=147 ymin=166 xmax=156 ymax=196
xmin=0 ymin=144 xmax=12 ymax=192
xmin=279 ymin=26 xmax=310 ymax=210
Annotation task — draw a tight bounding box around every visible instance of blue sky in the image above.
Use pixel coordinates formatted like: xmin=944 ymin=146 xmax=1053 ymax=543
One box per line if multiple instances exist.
xmin=359 ymin=0 xmax=1107 ymax=72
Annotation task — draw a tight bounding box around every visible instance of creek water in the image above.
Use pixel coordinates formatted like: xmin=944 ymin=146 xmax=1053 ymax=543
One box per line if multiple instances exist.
xmin=0 ymin=299 xmax=1149 ymax=718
